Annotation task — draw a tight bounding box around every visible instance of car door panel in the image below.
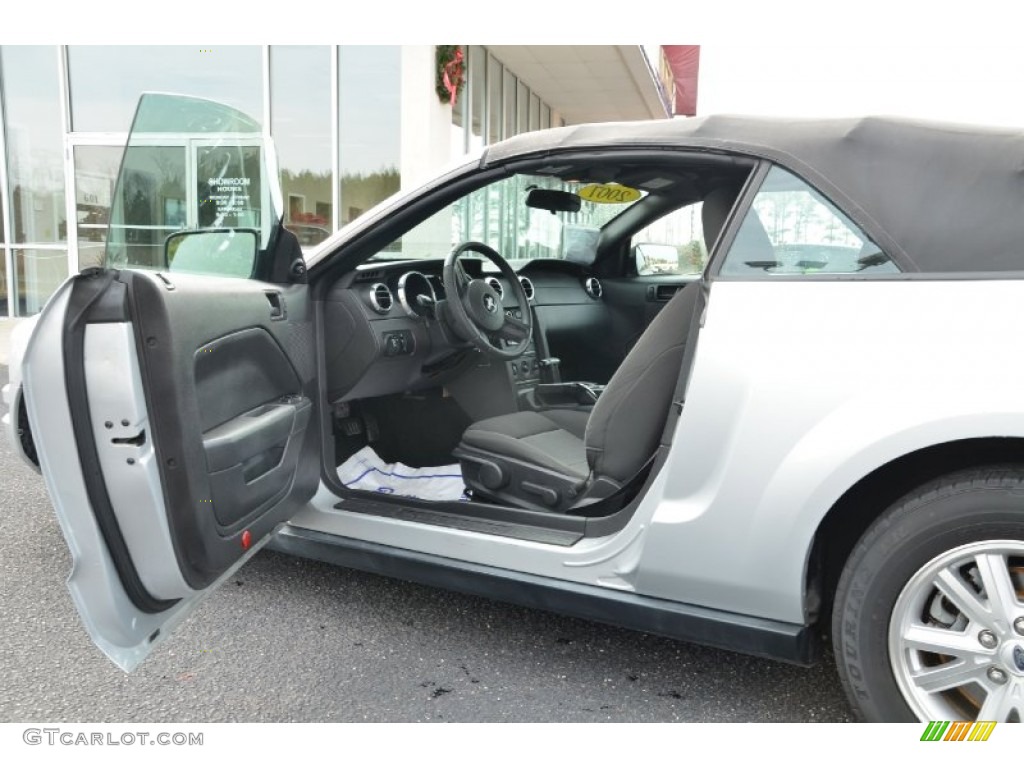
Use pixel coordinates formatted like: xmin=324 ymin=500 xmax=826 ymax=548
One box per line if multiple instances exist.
xmin=21 ymin=267 xmax=317 ymax=671
xmin=123 ymin=270 xmax=318 ymax=591
xmin=10 ymin=92 xmax=321 ymax=671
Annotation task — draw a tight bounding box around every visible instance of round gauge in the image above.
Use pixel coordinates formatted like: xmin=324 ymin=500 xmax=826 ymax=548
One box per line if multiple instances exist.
xmin=397 ymin=271 xmax=437 ymax=318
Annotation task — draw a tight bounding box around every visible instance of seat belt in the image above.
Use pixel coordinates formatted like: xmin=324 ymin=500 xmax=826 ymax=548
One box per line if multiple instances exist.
xmin=568 ymin=454 xmax=658 ymax=518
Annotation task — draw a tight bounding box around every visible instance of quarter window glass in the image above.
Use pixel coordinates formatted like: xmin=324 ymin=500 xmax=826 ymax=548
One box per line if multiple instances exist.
xmin=721 ymin=166 xmax=898 ymax=276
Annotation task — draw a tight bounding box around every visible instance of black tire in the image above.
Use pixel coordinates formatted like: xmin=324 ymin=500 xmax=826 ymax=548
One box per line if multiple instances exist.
xmin=832 ymin=466 xmax=1024 ymax=722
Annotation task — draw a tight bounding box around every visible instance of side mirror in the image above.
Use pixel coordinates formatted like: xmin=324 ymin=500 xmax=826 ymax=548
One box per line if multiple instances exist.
xmin=634 ymin=243 xmax=680 ymax=275
xmin=525 ymin=188 xmax=581 ymax=214
xmin=165 ymin=229 xmax=258 ymax=278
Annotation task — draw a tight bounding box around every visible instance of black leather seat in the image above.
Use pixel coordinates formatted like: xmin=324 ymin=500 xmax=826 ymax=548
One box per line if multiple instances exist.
xmin=453 ymin=187 xmax=739 ymax=512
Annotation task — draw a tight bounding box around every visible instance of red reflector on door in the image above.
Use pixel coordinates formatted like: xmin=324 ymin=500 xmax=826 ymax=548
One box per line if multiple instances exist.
xmin=241 ymin=530 xmax=252 ymax=550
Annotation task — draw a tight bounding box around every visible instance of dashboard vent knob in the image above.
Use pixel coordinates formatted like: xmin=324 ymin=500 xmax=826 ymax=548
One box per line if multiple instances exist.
xmin=583 ymin=277 xmax=603 ymax=300
xmin=369 ymin=283 xmax=393 ymax=314
xmin=519 ymin=276 xmax=535 ymax=300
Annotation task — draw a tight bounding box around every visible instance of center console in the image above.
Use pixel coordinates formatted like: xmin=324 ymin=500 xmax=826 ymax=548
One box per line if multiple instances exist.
xmin=527 ymin=381 xmax=606 ymax=409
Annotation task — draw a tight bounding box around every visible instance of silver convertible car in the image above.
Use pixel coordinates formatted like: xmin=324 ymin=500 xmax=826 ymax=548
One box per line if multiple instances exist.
xmin=4 ymin=95 xmax=1024 ymax=723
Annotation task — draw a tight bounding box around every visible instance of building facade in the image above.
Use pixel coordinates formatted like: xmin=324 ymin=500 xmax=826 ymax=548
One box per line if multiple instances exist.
xmin=0 ymin=45 xmax=667 ymax=318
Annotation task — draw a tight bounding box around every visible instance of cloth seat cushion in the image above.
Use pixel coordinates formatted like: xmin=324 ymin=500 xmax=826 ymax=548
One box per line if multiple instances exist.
xmin=458 ymin=409 xmax=589 ymax=480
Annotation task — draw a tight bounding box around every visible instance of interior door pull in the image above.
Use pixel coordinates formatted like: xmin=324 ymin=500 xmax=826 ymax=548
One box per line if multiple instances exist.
xmin=265 ymin=291 xmax=285 ymax=320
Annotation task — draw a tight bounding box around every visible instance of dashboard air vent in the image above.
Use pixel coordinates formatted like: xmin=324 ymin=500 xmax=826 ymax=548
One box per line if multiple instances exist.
xmin=519 ymin=276 xmax=535 ymax=300
xmin=369 ymin=283 xmax=393 ymax=314
xmin=485 ymin=277 xmax=504 ymax=297
xmin=583 ymin=277 xmax=603 ymax=300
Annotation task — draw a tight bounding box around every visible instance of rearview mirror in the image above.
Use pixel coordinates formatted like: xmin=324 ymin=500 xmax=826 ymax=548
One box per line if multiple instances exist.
xmin=525 ymin=188 xmax=581 ymax=214
xmin=165 ymin=229 xmax=258 ymax=278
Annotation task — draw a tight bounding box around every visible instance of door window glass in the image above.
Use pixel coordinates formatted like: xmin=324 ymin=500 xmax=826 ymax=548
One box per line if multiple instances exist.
xmin=104 ymin=94 xmax=280 ymax=277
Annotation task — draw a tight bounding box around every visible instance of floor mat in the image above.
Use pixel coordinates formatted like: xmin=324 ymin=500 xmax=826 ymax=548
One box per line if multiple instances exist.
xmin=337 ymin=446 xmax=468 ymax=501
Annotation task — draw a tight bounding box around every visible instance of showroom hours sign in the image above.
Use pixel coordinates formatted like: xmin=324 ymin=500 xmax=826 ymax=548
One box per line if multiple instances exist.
xmin=206 ymin=176 xmax=252 ymax=219
xmin=196 ymin=146 xmax=263 ymax=231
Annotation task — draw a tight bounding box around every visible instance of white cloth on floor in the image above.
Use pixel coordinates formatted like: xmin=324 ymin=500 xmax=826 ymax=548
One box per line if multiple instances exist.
xmin=337 ymin=446 xmax=468 ymax=501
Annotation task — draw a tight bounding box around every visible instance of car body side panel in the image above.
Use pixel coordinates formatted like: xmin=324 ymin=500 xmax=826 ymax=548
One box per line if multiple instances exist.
xmin=634 ymin=279 xmax=1024 ymax=622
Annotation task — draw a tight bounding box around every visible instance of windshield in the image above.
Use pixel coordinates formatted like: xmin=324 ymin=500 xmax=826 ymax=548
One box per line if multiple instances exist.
xmin=373 ymin=173 xmax=646 ymax=266
xmin=103 ymin=93 xmax=282 ymax=270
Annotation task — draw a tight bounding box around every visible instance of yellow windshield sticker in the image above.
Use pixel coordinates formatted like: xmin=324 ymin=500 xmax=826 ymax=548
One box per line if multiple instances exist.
xmin=578 ymin=183 xmax=642 ymax=204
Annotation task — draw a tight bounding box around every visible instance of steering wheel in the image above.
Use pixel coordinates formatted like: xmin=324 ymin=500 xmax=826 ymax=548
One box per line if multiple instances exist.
xmin=442 ymin=241 xmax=533 ymax=360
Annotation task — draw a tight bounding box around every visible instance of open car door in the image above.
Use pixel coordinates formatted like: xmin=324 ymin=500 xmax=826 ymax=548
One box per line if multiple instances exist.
xmin=18 ymin=94 xmax=319 ymax=670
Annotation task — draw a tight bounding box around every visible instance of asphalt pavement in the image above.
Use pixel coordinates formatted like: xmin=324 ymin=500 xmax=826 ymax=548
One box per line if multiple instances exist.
xmin=0 ymin=364 xmax=854 ymax=722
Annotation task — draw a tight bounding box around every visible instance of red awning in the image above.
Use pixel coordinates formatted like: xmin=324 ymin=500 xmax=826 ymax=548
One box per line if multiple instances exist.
xmin=661 ymin=46 xmax=701 ymax=116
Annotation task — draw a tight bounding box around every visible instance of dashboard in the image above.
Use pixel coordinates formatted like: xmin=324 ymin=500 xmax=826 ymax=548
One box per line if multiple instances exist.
xmin=323 ymin=257 xmax=610 ymax=404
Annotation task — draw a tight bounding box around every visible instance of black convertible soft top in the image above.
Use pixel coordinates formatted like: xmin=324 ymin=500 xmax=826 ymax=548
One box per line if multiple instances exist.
xmin=484 ymin=115 xmax=1024 ymax=273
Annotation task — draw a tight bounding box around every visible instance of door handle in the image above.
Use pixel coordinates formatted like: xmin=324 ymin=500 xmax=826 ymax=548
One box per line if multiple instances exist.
xmin=265 ymin=291 xmax=286 ymax=320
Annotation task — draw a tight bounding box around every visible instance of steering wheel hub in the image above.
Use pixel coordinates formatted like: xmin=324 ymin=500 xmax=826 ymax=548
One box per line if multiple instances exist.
xmin=442 ymin=241 xmax=533 ymax=360
xmin=465 ymin=280 xmax=505 ymax=331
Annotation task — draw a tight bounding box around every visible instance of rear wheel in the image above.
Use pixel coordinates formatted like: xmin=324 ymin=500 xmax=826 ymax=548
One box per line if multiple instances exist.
xmin=832 ymin=467 xmax=1024 ymax=722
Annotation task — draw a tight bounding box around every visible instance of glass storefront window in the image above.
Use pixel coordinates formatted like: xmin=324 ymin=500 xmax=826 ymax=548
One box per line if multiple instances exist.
xmin=450 ymin=46 xmax=467 ymax=157
xmin=487 ymin=55 xmax=502 ymax=145
xmin=271 ymin=46 xmax=332 ymax=247
xmin=503 ymin=71 xmax=516 ymax=140
xmin=468 ymin=46 xmax=485 ymax=153
xmin=73 ymin=145 xmax=122 ymax=269
xmin=541 ymin=104 xmax=551 ymax=130
xmin=68 ymin=46 xmax=263 ymax=133
xmin=0 ymin=248 xmax=8 ymax=316
xmin=1 ymin=46 xmax=67 ymax=244
xmin=517 ymin=82 xmax=529 ymax=134
xmin=14 ymin=248 xmax=67 ymax=315
xmin=338 ymin=46 xmax=401 ymax=226
xmin=529 ymin=94 xmax=541 ymax=132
